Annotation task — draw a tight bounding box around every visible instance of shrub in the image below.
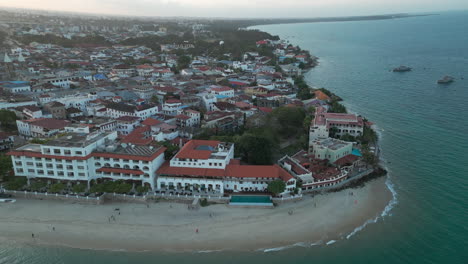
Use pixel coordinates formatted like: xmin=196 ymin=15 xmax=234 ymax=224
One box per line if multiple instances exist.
xmin=49 ymin=183 xmax=65 ymax=193
xmin=72 ymin=184 xmax=86 ymax=193
xmin=5 ymin=177 xmax=27 ymax=190
xmin=136 ymin=185 xmax=149 ymax=194
xmin=200 ymin=198 xmax=209 ymax=207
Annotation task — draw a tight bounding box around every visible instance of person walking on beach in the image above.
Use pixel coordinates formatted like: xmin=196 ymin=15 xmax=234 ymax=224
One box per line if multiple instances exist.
xmin=52 ymin=227 xmax=55 ymax=231
xmin=196 ymin=228 xmax=199 ymax=233
xmin=31 ymin=233 xmax=34 ymax=238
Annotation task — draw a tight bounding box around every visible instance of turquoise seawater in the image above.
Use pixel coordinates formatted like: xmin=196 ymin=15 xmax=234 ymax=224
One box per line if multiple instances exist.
xmin=1 ymin=11 xmax=468 ymax=264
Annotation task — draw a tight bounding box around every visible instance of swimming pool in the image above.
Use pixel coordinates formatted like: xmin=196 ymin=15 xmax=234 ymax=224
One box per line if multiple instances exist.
xmin=230 ymin=195 xmax=272 ymax=203
xmin=229 ymin=195 xmax=273 ymax=207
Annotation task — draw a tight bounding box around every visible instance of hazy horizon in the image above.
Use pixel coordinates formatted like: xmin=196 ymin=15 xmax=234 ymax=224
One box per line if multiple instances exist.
xmin=0 ymin=0 xmax=467 ymax=18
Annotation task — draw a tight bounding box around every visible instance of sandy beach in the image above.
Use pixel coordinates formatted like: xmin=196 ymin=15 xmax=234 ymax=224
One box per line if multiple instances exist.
xmin=0 ymin=177 xmax=392 ymax=252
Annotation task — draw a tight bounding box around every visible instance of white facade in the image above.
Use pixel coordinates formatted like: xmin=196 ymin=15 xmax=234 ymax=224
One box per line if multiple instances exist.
xmin=9 ymin=132 xmax=166 ymax=189
xmin=170 ymin=143 xmax=234 ymax=170
xmin=310 ymin=138 xmax=353 ymax=163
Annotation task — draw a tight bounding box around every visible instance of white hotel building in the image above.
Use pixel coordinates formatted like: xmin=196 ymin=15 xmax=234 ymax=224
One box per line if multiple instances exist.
xmin=8 ymin=131 xmax=166 ymax=189
xmin=156 ymin=140 xmax=296 ymax=195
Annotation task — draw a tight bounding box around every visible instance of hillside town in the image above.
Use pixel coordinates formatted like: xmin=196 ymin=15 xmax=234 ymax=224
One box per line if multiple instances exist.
xmin=0 ymin=9 xmax=381 ymax=204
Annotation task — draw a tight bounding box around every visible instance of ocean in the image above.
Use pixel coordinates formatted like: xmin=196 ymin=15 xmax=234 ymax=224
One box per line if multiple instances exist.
xmin=1 ymin=11 xmax=468 ymax=264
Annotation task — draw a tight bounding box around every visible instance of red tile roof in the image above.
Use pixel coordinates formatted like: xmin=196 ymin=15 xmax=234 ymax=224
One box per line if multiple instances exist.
xmin=175 ymin=140 xmax=220 ymax=160
xmin=165 ymin=99 xmax=182 ymax=104
xmin=141 ymin=118 xmax=162 ymax=126
xmin=8 ymin=146 xmax=166 ymax=162
xmin=175 ymin=114 xmax=190 ymax=120
xmin=157 ymin=161 xmax=294 ymax=181
xmin=120 ymin=126 xmax=152 ymax=145
xmin=211 ymin=86 xmax=233 ymax=92
xmin=334 ymin=154 xmax=359 ymax=166
xmin=27 ymin=118 xmax=70 ymax=129
xmin=116 ymin=116 xmax=140 ymax=122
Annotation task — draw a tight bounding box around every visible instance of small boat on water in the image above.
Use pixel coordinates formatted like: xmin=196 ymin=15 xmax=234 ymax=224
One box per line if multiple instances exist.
xmin=437 ymin=76 xmax=455 ymax=84
xmin=393 ymin=66 xmax=412 ymax=72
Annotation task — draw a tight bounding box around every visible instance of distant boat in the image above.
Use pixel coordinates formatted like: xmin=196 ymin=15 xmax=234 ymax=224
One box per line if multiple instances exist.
xmin=437 ymin=76 xmax=455 ymax=84
xmin=393 ymin=66 xmax=412 ymax=72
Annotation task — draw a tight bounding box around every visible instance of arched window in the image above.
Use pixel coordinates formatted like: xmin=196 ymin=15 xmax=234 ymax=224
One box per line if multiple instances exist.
xmin=95 ymin=162 xmax=101 ymax=167
xmin=143 ymin=166 xmax=149 ymax=171
xmin=104 ymin=163 xmax=111 ymax=167
xmin=133 ymin=165 xmax=140 ymax=170
xmin=114 ymin=164 xmax=121 ymax=168
xmin=123 ymin=165 xmax=130 ymax=169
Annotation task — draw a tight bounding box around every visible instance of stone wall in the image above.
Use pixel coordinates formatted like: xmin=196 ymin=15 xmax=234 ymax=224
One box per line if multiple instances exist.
xmin=4 ymin=190 xmax=102 ymax=205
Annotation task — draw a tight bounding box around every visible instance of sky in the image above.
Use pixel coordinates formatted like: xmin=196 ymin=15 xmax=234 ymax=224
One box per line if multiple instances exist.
xmin=0 ymin=0 xmax=467 ymax=18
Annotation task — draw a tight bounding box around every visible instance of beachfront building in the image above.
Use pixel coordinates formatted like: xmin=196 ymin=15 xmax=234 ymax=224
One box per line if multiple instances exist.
xmin=8 ymin=131 xmax=166 ymax=189
xmin=309 ymin=106 xmax=364 ymax=143
xmin=279 ymin=150 xmax=351 ymax=191
xmin=310 ymin=137 xmax=353 ymax=163
xmin=156 ymin=140 xmax=296 ymax=195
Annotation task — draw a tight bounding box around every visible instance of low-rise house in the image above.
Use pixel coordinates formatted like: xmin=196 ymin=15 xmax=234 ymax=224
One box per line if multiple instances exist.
xmin=0 ymin=132 xmax=14 ymax=150
xmin=0 ymin=81 xmax=31 ymax=93
xmin=44 ymin=101 xmax=66 ymax=119
xmin=116 ymin=116 xmax=140 ymax=135
xmin=162 ymin=99 xmax=183 ymax=116
xmin=16 ymin=118 xmax=70 ymax=138
xmin=105 ymin=102 xmax=159 ymax=120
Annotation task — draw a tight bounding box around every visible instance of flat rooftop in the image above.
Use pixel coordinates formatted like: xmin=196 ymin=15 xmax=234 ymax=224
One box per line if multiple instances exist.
xmin=45 ymin=132 xmax=114 ymax=148
xmin=313 ymin=138 xmax=351 ymax=150
xmin=16 ymin=144 xmax=42 ymax=153
xmin=95 ymin=144 xmax=163 ymax=157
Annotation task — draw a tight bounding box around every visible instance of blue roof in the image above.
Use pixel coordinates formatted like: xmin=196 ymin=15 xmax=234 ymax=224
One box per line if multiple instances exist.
xmin=93 ymin=74 xmax=107 ymax=80
xmin=216 ymin=95 xmax=229 ymax=99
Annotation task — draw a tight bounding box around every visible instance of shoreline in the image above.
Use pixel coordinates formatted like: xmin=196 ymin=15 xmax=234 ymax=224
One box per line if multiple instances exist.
xmin=0 ymin=177 xmax=392 ymax=253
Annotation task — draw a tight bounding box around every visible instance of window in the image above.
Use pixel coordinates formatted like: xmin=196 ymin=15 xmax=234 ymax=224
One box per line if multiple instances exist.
xmin=54 ymin=149 xmax=61 ymax=154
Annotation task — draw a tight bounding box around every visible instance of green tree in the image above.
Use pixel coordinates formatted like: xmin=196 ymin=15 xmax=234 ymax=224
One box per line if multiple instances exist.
xmin=267 ymin=180 xmax=286 ymax=196
xmin=4 ymin=177 xmax=27 ymax=191
xmin=72 ymin=184 xmax=86 ymax=193
xmin=177 ymin=55 xmax=191 ymax=70
xmin=0 ymin=154 xmax=13 ymax=176
xmin=49 ymin=183 xmax=65 ymax=193
xmin=0 ymin=109 xmax=17 ymax=131
xmin=329 ymin=100 xmax=347 ymax=113
xmin=136 ymin=185 xmax=149 ymax=194
xmin=237 ymin=133 xmax=273 ymax=165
